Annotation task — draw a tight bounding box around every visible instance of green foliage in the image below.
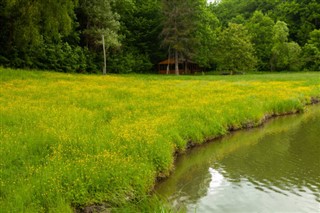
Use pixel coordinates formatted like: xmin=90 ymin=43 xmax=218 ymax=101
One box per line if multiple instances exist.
xmin=271 ymin=21 xmax=302 ymax=71
xmin=36 ymin=43 xmax=98 ymax=73
xmin=211 ymin=0 xmax=276 ymax=26
xmin=271 ymin=0 xmax=320 ymax=45
xmin=1 ymin=0 xmax=320 ymax=72
xmin=308 ymin=29 xmax=320 ymax=50
xmin=215 ymin=23 xmax=257 ymax=73
xmin=271 ymin=21 xmax=290 ymax=71
xmin=230 ymin=15 xmax=246 ymax=25
xmin=161 ymin=0 xmax=199 ymax=54
xmin=302 ymin=44 xmax=320 ymax=71
xmin=287 ymin=42 xmax=302 ymax=71
xmin=161 ymin=0 xmax=219 ymax=72
xmin=77 ymin=0 xmax=121 ymax=50
xmin=1 ymin=43 xmax=98 ymax=73
xmin=273 ymin=21 xmax=289 ymax=43
xmin=108 ymin=0 xmax=163 ymax=73
xmin=302 ymin=30 xmax=320 ymax=71
xmin=212 ymin=0 xmax=319 ymax=46
xmin=211 ymin=0 xmax=319 ymax=71
xmin=108 ymin=50 xmax=153 ymax=74
xmin=246 ymin=11 xmax=275 ymax=71
xmin=0 ymin=0 xmax=76 ymax=50
xmin=193 ymin=2 xmax=220 ymax=67
xmin=0 ymin=0 xmax=96 ymax=72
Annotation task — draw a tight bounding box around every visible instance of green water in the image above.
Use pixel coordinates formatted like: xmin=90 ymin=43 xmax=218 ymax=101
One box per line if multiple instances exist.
xmin=156 ymin=105 xmax=320 ymax=212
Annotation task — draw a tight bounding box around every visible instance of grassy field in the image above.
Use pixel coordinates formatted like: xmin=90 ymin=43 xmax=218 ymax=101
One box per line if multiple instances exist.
xmin=1 ymin=68 xmax=319 ymax=212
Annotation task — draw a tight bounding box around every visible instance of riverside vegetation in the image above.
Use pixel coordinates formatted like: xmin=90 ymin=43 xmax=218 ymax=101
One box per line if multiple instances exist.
xmin=0 ymin=68 xmax=320 ymax=212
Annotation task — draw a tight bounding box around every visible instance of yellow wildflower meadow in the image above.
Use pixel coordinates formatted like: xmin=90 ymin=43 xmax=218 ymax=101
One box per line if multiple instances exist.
xmin=0 ymin=68 xmax=319 ymax=212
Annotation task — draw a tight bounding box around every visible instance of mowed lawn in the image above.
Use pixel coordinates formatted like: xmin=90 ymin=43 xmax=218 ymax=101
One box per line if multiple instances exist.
xmin=1 ymin=68 xmax=319 ymax=212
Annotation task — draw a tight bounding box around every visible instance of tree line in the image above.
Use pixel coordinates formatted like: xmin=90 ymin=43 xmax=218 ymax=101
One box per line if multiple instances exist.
xmin=0 ymin=0 xmax=319 ymax=74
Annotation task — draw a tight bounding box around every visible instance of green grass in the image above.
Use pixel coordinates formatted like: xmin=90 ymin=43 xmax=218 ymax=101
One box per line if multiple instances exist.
xmin=0 ymin=67 xmax=319 ymax=212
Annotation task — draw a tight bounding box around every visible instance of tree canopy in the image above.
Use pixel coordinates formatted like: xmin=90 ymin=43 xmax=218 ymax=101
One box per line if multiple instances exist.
xmin=216 ymin=23 xmax=257 ymax=73
xmin=0 ymin=0 xmax=319 ymax=73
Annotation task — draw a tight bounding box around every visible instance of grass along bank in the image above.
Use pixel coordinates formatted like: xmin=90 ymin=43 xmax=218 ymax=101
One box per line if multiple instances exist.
xmin=1 ymin=68 xmax=319 ymax=212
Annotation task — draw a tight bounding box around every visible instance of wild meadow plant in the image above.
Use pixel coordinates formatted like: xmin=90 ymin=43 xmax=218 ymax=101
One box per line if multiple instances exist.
xmin=0 ymin=68 xmax=319 ymax=212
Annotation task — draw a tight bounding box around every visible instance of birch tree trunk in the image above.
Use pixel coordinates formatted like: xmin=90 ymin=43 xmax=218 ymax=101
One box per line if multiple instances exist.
xmin=175 ymin=50 xmax=179 ymax=75
xmin=166 ymin=46 xmax=171 ymax=74
xmin=102 ymin=35 xmax=107 ymax=75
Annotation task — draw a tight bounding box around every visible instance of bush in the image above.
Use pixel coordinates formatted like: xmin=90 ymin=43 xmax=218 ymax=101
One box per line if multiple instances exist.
xmin=108 ymin=50 xmax=153 ymax=73
xmin=0 ymin=43 xmax=99 ymax=73
xmin=302 ymin=44 xmax=320 ymax=71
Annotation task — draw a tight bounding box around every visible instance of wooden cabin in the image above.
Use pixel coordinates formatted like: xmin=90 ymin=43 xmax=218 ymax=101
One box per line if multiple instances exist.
xmin=158 ymin=58 xmax=201 ymax=74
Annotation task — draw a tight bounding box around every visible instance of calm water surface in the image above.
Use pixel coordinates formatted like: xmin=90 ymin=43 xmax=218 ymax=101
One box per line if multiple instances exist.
xmin=156 ymin=105 xmax=320 ymax=212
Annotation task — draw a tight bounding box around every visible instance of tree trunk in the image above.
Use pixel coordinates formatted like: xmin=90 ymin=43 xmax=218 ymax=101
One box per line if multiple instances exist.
xmin=185 ymin=59 xmax=188 ymax=74
xmin=166 ymin=46 xmax=171 ymax=74
xmin=270 ymin=56 xmax=275 ymax=71
xmin=102 ymin=35 xmax=107 ymax=75
xmin=175 ymin=50 xmax=179 ymax=75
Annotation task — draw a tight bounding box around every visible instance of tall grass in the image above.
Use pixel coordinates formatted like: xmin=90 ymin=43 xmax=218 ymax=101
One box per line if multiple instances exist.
xmin=1 ymin=68 xmax=319 ymax=212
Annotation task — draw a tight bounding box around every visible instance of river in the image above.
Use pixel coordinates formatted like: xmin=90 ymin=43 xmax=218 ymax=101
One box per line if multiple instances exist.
xmin=156 ymin=105 xmax=320 ymax=212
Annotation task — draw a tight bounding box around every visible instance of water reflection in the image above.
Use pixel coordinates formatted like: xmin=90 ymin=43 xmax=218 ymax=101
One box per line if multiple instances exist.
xmin=208 ymin=168 xmax=225 ymax=194
xmin=156 ymin=105 xmax=320 ymax=212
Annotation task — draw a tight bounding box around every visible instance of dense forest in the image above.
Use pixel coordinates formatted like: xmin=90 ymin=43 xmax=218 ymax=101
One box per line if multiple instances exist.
xmin=0 ymin=0 xmax=319 ymax=73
